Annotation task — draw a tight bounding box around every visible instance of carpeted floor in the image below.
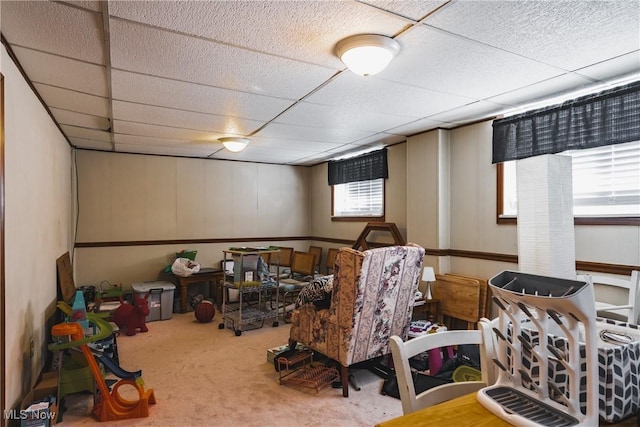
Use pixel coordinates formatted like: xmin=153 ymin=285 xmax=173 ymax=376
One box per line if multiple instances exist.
xmin=59 ymin=311 xmax=403 ymax=426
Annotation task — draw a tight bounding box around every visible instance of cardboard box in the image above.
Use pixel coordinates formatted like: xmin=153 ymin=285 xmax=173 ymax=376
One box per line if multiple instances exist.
xmin=20 ymin=372 xmax=59 ymax=427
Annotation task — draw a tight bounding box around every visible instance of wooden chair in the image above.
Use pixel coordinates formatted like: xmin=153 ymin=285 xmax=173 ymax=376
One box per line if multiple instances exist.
xmin=577 ymin=270 xmax=640 ymax=324
xmin=308 ymin=245 xmax=323 ymax=274
xmin=389 ymin=318 xmax=498 ymax=415
xmin=278 ymin=251 xmax=316 ymax=319
xmin=325 ymin=247 xmax=339 ymax=275
xmin=274 ymin=246 xmax=294 ymax=279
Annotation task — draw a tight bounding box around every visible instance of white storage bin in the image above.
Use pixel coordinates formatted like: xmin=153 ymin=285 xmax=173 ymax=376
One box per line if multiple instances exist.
xmin=132 ymin=281 xmax=175 ymax=322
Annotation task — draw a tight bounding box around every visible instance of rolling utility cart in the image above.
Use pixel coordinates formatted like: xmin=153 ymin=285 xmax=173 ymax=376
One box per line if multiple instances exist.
xmin=219 ymin=248 xmax=280 ymax=336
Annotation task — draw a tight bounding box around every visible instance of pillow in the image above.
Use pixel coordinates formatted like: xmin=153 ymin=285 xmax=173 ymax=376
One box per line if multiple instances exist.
xmin=294 ymin=275 xmax=333 ymax=308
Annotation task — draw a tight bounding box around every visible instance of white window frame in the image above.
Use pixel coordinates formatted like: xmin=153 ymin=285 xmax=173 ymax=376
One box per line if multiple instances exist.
xmin=498 ymin=140 xmax=640 ymax=225
xmin=332 ymin=178 xmax=385 ymax=220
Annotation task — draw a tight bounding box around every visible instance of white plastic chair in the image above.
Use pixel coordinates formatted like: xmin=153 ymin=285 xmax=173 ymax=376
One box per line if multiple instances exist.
xmin=389 ymin=317 xmax=498 ymax=415
xmin=577 ymin=271 xmax=640 ymax=324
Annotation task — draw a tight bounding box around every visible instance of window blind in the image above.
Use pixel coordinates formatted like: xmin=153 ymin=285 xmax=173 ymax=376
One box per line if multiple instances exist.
xmin=569 ymin=141 xmax=640 ymax=216
xmin=493 ymin=81 xmax=640 ymax=164
xmin=502 ymin=140 xmax=640 ymax=217
xmin=333 ymin=178 xmax=384 ymax=217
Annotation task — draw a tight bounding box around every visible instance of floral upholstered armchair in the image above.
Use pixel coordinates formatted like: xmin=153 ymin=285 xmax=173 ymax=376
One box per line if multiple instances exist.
xmin=288 ymin=244 xmax=425 ymax=397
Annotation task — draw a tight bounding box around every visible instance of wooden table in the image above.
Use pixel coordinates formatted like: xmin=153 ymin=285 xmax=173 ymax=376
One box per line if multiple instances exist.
xmin=377 ymin=392 xmax=638 ymax=427
xmin=377 ymin=393 xmax=517 ymax=427
xmin=175 ymin=269 xmax=224 ymax=313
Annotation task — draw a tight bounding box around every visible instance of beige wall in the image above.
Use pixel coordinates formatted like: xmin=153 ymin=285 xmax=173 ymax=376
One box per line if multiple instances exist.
xmin=447 ymin=122 xmax=520 ymax=278
xmin=2 ymin=47 xmax=73 ymax=410
xmin=74 ymin=151 xmax=311 ymax=287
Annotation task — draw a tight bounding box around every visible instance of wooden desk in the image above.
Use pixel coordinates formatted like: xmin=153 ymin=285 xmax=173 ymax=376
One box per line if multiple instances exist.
xmin=175 ymin=269 xmax=224 ymax=313
xmin=377 ymin=392 xmax=638 ymax=427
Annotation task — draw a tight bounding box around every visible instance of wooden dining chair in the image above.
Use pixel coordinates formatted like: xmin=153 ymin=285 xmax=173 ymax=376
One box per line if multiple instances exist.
xmin=325 ymin=247 xmax=339 ymax=275
xmin=308 ymin=245 xmax=323 ymax=274
xmin=278 ymin=251 xmax=316 ymax=320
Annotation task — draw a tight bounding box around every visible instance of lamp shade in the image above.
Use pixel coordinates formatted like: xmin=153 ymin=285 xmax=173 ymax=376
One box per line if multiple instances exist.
xmin=422 ymin=266 xmax=435 ymax=282
xmin=335 ymin=34 xmax=400 ymax=76
xmin=219 ymin=137 xmax=250 ymax=152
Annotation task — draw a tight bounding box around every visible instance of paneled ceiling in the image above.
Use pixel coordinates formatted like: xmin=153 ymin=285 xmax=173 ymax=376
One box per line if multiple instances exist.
xmin=2 ymin=0 xmax=639 ymax=166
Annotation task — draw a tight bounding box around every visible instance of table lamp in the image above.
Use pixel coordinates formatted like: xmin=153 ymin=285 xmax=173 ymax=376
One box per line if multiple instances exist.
xmin=422 ymin=266 xmax=435 ymax=300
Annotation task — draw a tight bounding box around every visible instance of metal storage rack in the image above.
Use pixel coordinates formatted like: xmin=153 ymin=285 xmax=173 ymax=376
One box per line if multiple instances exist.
xmin=218 ymin=248 xmax=280 ymax=336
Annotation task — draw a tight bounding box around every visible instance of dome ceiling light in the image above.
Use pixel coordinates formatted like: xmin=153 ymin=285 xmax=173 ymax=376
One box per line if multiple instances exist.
xmin=219 ymin=137 xmax=250 ymax=152
xmin=335 ymin=34 xmax=400 ymax=76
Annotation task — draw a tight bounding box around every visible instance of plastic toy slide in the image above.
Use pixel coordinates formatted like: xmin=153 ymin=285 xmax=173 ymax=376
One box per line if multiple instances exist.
xmin=49 ymin=316 xmax=156 ymax=421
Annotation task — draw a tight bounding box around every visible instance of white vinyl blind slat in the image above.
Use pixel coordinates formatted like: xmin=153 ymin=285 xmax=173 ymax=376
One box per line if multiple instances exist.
xmin=333 ymin=178 xmax=384 ymax=217
xmin=502 ymin=140 xmax=640 ymax=217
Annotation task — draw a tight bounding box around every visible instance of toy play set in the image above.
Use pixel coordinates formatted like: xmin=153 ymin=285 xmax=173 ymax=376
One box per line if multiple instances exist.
xmin=49 ymin=293 xmax=156 ymax=422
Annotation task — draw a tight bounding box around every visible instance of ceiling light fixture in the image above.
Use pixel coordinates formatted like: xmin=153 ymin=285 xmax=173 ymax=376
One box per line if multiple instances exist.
xmin=335 ymin=34 xmax=400 ymax=76
xmin=219 ymin=137 xmax=250 ymax=152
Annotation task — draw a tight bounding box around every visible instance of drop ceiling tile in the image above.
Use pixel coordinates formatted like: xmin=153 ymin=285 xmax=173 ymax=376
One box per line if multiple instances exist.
xmin=61 ymin=125 xmax=111 ymax=143
xmin=426 ymin=0 xmax=640 ymax=71
xmin=359 ymin=0 xmax=449 ymax=21
xmin=4 ymin=1 xmax=637 ymax=167
xmin=12 ymin=46 xmax=108 ymax=96
xmin=109 ymin=0 xmax=409 ymax=67
xmin=114 ymin=120 xmax=221 ymax=142
xmin=50 ymin=108 xmax=110 ymax=130
xmin=113 ymin=135 xmax=222 ymax=156
xmin=274 ymin=101 xmax=417 ymax=133
xmin=487 ymin=73 xmax=605 ymax=110
xmin=111 ymin=70 xmax=293 ymax=122
xmin=69 ymin=137 xmax=112 ymax=151
xmin=575 ymin=52 xmax=640 ymax=82
xmin=255 ymin=122 xmax=374 ymax=144
xmin=426 ymin=100 xmax=511 ymax=125
xmin=248 ymin=137 xmax=344 ymax=153
xmin=210 ymin=146 xmax=315 ymax=164
xmin=348 ymin=133 xmax=407 ymax=147
xmin=66 ymin=1 xmax=103 ymax=13
xmin=112 ymin=101 xmax=264 ymax=135
xmin=115 ymin=143 xmax=216 ymax=158
xmin=2 ymin=1 xmax=105 ymax=63
xmin=109 ymin=19 xmax=336 ymax=99
xmin=385 ymin=26 xmax=564 ymax=99
xmin=306 ymin=72 xmax=474 ymax=118
xmin=34 ymin=83 xmax=109 ymax=117
xmin=325 ymin=144 xmax=379 ymax=158
xmin=387 ymin=117 xmax=449 ymax=135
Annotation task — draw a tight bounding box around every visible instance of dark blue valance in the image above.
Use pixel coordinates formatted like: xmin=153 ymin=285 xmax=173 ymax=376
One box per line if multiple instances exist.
xmin=492 ymin=81 xmax=640 ymax=163
xmin=328 ymin=148 xmax=388 ymax=185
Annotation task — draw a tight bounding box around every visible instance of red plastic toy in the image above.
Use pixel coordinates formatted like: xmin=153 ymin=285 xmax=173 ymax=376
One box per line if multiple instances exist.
xmin=113 ymin=293 xmax=150 ymax=336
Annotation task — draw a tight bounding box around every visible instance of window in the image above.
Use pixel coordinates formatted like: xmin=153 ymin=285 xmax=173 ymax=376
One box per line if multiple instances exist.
xmin=499 ymin=140 xmax=640 ymax=224
xmin=332 ymin=178 xmax=384 ymax=219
